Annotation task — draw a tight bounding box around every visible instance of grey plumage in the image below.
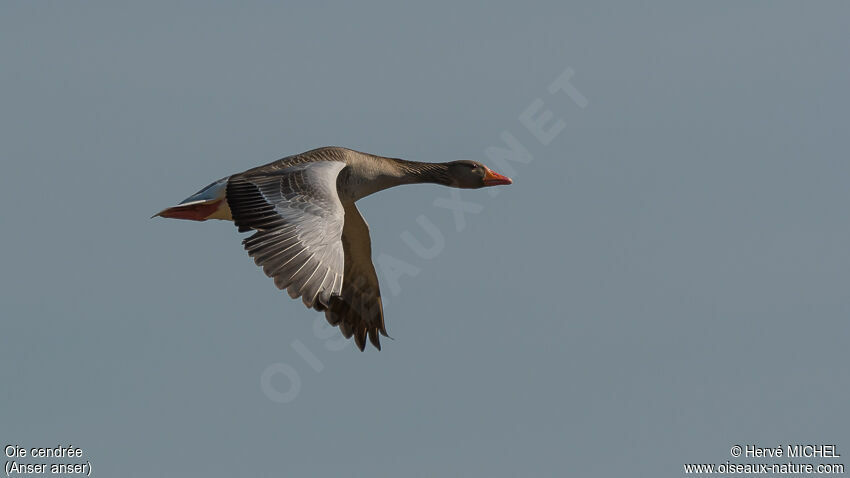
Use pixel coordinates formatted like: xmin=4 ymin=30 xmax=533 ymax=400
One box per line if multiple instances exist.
xmin=228 ymin=160 xmax=346 ymax=310
xmin=226 ymin=148 xmax=397 ymax=350
xmin=159 ymin=146 xmax=511 ymax=351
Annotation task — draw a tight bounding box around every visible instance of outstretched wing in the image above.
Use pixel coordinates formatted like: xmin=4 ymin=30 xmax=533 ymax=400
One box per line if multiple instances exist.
xmin=226 ymin=161 xmax=346 ymax=309
xmin=324 ymin=202 xmax=388 ymax=351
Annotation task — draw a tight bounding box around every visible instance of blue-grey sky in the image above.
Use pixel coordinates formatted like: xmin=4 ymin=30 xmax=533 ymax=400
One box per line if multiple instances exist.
xmin=2 ymin=2 xmax=848 ymax=477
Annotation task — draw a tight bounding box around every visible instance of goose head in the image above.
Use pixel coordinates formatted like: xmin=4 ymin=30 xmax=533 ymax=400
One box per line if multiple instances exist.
xmin=446 ymin=160 xmax=513 ymax=188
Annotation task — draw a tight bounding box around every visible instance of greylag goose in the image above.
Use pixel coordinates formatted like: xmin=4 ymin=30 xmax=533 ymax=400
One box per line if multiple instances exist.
xmin=154 ymin=147 xmax=512 ymax=350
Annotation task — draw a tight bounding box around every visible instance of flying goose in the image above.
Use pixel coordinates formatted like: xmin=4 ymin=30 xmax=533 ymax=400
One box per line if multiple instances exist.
xmin=154 ymin=147 xmax=512 ymax=350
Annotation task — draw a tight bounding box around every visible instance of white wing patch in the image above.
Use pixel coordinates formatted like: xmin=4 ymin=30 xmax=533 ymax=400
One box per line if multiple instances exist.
xmin=227 ymin=161 xmax=346 ymax=308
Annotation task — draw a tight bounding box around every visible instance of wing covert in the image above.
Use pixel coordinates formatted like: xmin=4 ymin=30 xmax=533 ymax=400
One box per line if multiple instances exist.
xmin=227 ymin=161 xmax=346 ymax=308
xmin=324 ymin=202 xmax=387 ymax=351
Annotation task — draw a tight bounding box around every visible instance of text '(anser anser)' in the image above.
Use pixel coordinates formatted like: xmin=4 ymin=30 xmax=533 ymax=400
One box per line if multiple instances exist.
xmin=154 ymin=147 xmax=512 ymax=350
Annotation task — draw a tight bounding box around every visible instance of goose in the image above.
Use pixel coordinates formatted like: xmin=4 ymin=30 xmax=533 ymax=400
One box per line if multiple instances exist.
xmin=154 ymin=147 xmax=512 ymax=350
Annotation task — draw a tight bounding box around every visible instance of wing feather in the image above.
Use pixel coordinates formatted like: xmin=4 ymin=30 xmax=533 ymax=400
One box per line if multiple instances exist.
xmin=227 ymin=161 xmax=346 ymax=309
xmin=226 ymin=152 xmax=387 ymax=350
xmin=324 ymin=202 xmax=387 ymax=351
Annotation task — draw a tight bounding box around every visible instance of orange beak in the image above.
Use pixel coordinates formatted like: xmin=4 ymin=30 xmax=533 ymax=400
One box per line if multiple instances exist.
xmin=482 ymin=168 xmax=513 ymax=186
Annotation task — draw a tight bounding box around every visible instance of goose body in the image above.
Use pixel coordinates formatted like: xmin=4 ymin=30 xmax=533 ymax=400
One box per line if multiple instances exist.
xmin=155 ymin=147 xmax=512 ymax=350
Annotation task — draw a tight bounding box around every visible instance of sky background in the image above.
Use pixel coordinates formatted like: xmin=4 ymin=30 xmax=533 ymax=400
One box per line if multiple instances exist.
xmin=1 ymin=2 xmax=848 ymax=477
